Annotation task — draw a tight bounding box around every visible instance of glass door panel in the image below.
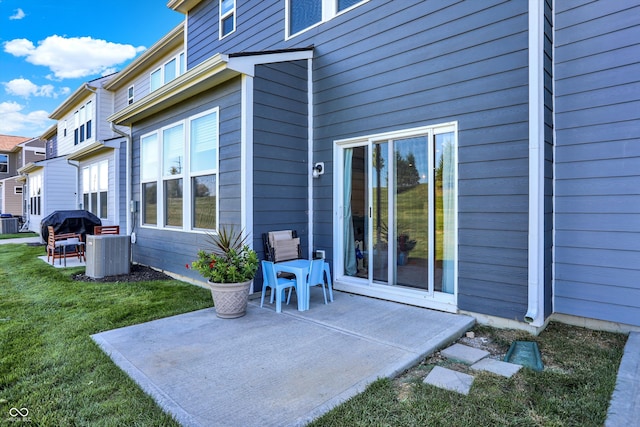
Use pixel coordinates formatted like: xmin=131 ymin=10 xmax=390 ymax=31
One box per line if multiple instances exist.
xmin=343 ymin=146 xmax=369 ymax=280
xmin=394 ymin=136 xmax=429 ymax=290
xmin=372 ymin=142 xmax=388 ymax=283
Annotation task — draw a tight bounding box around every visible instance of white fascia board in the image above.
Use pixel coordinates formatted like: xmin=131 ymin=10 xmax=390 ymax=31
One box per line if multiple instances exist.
xmin=227 ymin=49 xmax=314 ymax=76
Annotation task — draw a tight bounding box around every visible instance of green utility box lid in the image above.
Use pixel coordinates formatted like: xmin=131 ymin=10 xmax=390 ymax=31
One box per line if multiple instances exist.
xmin=504 ymin=341 xmax=543 ymax=371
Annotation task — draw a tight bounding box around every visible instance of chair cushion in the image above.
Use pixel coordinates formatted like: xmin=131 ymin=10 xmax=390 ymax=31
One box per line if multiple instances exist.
xmin=273 ymin=237 xmax=300 ymax=262
xmin=268 ymin=230 xmax=294 ymax=247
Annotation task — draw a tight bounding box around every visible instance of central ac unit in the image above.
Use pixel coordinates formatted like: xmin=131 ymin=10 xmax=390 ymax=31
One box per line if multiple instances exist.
xmin=86 ymin=235 xmax=131 ymax=279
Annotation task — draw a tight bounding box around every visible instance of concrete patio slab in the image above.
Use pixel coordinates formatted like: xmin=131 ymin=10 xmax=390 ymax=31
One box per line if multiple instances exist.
xmin=441 ymin=343 xmax=489 ymax=364
xmin=471 ymin=358 xmax=522 ymax=378
xmin=423 ymin=366 xmax=474 ymax=395
xmin=92 ymin=288 xmax=474 ymax=427
xmin=606 ymin=332 xmax=640 ymax=427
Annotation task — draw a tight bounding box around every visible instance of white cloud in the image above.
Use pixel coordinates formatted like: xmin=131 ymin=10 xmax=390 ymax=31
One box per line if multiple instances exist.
xmin=4 ymin=78 xmax=58 ymax=98
xmin=3 ymin=35 xmax=146 ymax=80
xmin=0 ymin=101 xmax=52 ymax=135
xmin=9 ymin=8 xmax=25 ymax=20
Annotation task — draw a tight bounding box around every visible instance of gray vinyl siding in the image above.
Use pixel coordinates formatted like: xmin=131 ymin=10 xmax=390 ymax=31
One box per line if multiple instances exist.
xmin=554 ymin=0 xmax=640 ymax=326
xmin=130 ymin=78 xmax=242 ymax=281
xmin=252 ymin=61 xmax=310 ymax=271
xmin=185 ymin=0 xmax=532 ymax=317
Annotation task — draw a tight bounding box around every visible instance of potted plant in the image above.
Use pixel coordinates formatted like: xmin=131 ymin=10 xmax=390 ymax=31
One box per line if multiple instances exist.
xmin=190 ymin=226 xmax=259 ymax=318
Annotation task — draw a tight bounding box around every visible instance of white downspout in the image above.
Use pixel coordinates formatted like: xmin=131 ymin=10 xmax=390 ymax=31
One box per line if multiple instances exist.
xmin=110 ymin=122 xmax=132 ymax=235
xmin=525 ymin=0 xmax=546 ymax=327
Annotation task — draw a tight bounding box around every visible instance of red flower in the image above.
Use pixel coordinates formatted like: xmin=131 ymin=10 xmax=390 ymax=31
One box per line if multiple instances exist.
xmin=209 ymin=260 xmax=216 ymax=269
xmin=185 ymin=264 xmax=190 ymax=269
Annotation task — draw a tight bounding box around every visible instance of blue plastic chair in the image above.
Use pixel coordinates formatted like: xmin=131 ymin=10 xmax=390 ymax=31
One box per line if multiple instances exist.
xmin=260 ymin=260 xmax=297 ymax=313
xmin=306 ymin=259 xmax=328 ymax=307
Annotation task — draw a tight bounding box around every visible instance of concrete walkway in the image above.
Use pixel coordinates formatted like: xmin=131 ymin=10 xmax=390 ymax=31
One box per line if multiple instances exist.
xmin=92 ymin=290 xmax=475 ymax=427
xmin=606 ymin=332 xmax=640 ymax=427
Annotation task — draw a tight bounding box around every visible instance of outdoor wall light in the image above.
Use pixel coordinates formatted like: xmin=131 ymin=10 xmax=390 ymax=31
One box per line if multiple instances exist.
xmin=312 ymin=162 xmax=324 ymax=178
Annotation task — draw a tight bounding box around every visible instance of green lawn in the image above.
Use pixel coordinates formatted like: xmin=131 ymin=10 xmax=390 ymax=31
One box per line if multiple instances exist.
xmin=0 ymin=232 xmax=37 ymax=240
xmin=310 ymin=323 xmax=626 ymax=427
xmin=0 ymin=244 xmax=212 ymax=426
xmin=0 ymin=244 xmax=627 ymax=426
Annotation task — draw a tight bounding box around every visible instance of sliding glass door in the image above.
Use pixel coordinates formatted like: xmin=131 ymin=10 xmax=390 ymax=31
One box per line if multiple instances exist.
xmin=338 ymin=124 xmax=456 ymax=300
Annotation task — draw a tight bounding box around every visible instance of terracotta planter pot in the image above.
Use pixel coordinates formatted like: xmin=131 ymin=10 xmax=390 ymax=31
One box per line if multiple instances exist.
xmin=207 ymin=280 xmax=252 ymax=319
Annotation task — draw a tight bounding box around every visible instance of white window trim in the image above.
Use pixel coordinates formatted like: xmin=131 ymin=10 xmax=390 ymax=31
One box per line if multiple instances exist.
xmin=139 ymin=107 xmax=219 ymax=233
xmin=14 ymin=186 xmax=23 ymax=195
xmin=332 ymin=122 xmax=458 ymax=312
xmin=285 ymin=0 xmax=369 ymax=40
xmin=219 ymin=0 xmax=236 ymax=39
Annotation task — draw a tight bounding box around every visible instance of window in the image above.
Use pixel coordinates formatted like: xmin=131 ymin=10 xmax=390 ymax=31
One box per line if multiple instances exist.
xmin=162 ymin=124 xmax=184 ymax=227
xmin=141 ymin=133 xmax=159 ymax=225
xmin=0 ymin=154 xmax=7 ymax=173
xmin=73 ymin=101 xmax=93 ymax=145
xmin=150 ymin=52 xmax=185 ymax=92
xmin=150 ymin=69 xmax=162 ymax=92
xmin=82 ymin=160 xmax=108 ymax=219
xmin=29 ymin=174 xmax=42 ymax=216
xmin=287 ymin=0 xmax=368 ymax=37
xmin=140 ymin=108 xmax=218 ymax=231
xmin=220 ymin=0 xmax=235 ymax=38
xmin=128 ymin=85 xmax=135 ymax=105
xmin=14 ymin=186 xmax=23 ymax=195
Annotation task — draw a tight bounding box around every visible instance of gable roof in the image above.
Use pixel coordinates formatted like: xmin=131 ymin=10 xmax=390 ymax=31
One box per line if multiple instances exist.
xmin=0 ymin=135 xmax=30 ymax=151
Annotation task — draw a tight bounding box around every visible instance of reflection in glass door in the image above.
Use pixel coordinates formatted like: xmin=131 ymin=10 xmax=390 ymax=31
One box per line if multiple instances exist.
xmin=341 ymin=126 xmax=456 ymax=296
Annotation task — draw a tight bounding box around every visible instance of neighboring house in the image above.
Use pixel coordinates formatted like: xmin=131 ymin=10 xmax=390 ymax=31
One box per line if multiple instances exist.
xmin=0 ymin=134 xmax=45 ymax=217
xmin=102 ymin=23 xmax=186 ymax=235
xmin=98 ymin=0 xmax=637 ymax=333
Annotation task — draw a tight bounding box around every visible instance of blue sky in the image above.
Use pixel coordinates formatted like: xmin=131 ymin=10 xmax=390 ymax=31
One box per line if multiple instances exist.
xmin=0 ymin=0 xmax=184 ymax=138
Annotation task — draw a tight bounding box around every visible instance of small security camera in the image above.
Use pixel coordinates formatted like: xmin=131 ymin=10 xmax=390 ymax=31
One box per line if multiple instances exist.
xmin=313 ymin=162 xmax=324 ymax=178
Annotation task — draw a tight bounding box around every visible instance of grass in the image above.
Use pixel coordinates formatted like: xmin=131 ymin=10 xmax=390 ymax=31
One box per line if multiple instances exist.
xmin=309 ymin=323 xmax=627 ymax=427
xmin=0 ymin=232 xmax=37 ymax=240
xmin=0 ymin=243 xmax=627 ymax=426
xmin=0 ymin=243 xmax=212 ymax=426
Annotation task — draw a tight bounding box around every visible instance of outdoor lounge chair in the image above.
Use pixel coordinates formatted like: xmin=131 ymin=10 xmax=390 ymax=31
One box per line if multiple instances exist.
xmin=46 ymin=225 xmax=85 ymax=266
xmin=262 ymin=230 xmax=302 ymax=263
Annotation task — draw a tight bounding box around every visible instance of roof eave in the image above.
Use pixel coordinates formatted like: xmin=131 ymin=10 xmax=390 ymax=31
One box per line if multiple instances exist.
xmin=167 ymin=0 xmax=203 ymax=14
xmin=108 ymin=53 xmax=234 ymax=126
xmin=104 ymin=23 xmax=185 ymax=91
xmin=49 ymin=84 xmax=96 ymax=120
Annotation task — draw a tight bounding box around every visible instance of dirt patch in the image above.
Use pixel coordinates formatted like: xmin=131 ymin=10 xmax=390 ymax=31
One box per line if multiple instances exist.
xmin=72 ymin=264 xmax=172 ymax=283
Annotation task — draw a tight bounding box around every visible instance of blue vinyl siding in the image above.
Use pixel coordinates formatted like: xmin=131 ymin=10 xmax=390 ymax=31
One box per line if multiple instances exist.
xmin=252 ymin=60 xmax=310 ymax=283
xmin=129 ymin=79 xmax=242 ymax=281
xmin=184 ymin=0 xmax=532 ymax=318
xmin=554 ymin=0 xmax=640 ymax=326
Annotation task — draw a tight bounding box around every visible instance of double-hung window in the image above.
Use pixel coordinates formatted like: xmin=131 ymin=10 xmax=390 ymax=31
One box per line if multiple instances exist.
xmin=287 ymin=0 xmax=368 ymax=38
xmin=82 ymin=160 xmax=109 ymax=219
xmin=150 ymin=52 xmax=185 ymax=92
xmin=140 ymin=108 xmax=218 ymax=231
xmin=220 ymin=0 xmax=235 ymax=38
xmin=0 ymin=154 xmax=7 ymax=173
xmin=73 ymin=101 xmax=93 ymax=145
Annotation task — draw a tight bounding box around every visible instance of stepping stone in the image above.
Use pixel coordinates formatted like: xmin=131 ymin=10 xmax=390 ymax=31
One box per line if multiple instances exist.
xmin=423 ymin=366 xmax=474 ymax=395
xmin=441 ymin=343 xmax=489 ymax=364
xmin=471 ymin=358 xmax=522 ymax=378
